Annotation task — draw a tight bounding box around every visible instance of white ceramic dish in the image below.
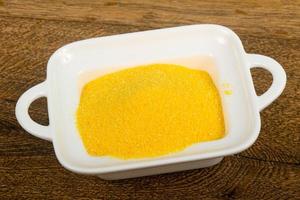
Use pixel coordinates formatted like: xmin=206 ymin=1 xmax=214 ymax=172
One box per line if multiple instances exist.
xmin=15 ymin=25 xmax=286 ymax=180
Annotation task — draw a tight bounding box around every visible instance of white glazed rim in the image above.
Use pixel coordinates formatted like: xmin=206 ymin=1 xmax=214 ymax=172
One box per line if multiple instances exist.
xmin=15 ymin=24 xmax=286 ymax=174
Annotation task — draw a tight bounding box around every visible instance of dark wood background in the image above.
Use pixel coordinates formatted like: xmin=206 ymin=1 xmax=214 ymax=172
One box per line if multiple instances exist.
xmin=0 ymin=0 xmax=299 ymax=199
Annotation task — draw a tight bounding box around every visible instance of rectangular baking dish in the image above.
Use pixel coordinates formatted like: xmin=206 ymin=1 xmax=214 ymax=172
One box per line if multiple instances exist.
xmin=16 ymin=24 xmax=286 ymax=180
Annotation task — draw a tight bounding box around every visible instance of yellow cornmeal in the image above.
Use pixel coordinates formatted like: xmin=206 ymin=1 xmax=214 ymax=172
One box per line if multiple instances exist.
xmin=76 ymin=64 xmax=225 ymax=159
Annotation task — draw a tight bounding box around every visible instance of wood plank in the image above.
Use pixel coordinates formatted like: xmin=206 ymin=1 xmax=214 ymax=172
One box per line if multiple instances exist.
xmin=0 ymin=0 xmax=299 ymax=39
xmin=1 ymin=155 xmax=299 ymax=199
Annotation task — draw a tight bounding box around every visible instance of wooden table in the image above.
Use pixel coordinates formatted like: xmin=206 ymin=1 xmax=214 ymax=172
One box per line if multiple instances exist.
xmin=1 ymin=1 xmax=299 ymax=199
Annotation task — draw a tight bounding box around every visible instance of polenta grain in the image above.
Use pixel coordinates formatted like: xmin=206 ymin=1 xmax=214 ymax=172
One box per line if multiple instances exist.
xmin=76 ymin=64 xmax=225 ymax=159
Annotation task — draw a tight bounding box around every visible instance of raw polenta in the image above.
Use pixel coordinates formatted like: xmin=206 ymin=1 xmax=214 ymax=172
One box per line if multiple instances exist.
xmin=76 ymin=64 xmax=225 ymax=159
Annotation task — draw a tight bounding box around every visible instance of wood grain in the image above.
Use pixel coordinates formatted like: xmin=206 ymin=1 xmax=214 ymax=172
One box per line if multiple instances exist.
xmin=0 ymin=0 xmax=299 ymax=199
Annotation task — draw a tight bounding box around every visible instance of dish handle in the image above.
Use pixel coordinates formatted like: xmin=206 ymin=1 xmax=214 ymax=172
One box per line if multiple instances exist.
xmin=247 ymin=54 xmax=286 ymax=111
xmin=15 ymin=81 xmax=52 ymax=141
